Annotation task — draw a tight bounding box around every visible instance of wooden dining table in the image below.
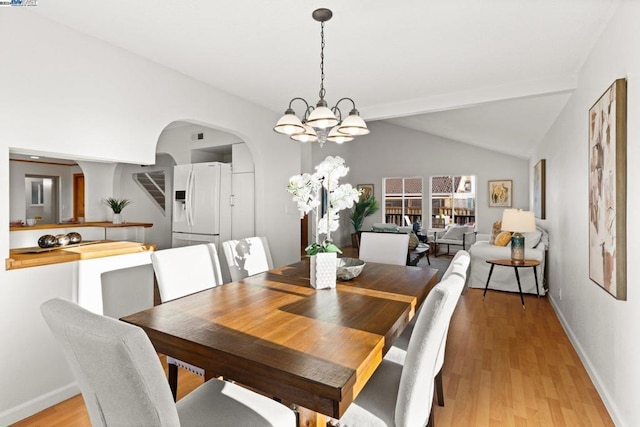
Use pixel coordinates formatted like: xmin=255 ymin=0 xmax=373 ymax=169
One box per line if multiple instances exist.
xmin=121 ymin=260 xmax=439 ymax=426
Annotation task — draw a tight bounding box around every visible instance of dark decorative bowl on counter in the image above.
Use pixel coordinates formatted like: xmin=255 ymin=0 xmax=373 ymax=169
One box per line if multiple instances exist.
xmin=336 ymin=258 xmax=366 ymax=281
xmin=38 ymin=234 xmax=57 ymax=248
xmin=67 ymin=232 xmax=82 ymax=244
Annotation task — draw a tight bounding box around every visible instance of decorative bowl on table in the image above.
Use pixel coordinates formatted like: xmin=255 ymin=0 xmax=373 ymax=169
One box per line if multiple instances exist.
xmin=336 ymin=258 xmax=366 ymax=281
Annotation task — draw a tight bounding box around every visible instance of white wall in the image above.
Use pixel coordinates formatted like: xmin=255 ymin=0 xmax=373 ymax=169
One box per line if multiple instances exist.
xmin=156 ymin=124 xmax=243 ymax=166
xmin=533 ymin=2 xmax=638 ymax=425
xmin=114 ymin=154 xmax=175 ymax=250
xmin=0 ymin=11 xmax=300 ymax=424
xmin=312 ymin=121 xmax=530 ymax=247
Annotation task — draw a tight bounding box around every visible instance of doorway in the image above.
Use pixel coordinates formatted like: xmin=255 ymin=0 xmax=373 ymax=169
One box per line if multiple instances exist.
xmin=73 ymin=173 xmax=85 ymax=221
xmin=25 ymin=175 xmax=59 ymax=224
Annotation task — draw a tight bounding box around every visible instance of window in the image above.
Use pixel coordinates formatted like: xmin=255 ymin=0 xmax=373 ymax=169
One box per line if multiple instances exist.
xmin=383 ymin=177 xmax=423 ymax=226
xmin=430 ymin=175 xmax=476 ymax=228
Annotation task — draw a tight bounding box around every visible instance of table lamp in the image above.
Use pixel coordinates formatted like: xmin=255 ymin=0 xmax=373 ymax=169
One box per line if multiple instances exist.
xmin=501 ymin=209 xmax=536 ymax=264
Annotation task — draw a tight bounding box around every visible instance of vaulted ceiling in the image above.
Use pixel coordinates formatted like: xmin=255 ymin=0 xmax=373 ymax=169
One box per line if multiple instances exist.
xmin=32 ymin=0 xmax=618 ymax=158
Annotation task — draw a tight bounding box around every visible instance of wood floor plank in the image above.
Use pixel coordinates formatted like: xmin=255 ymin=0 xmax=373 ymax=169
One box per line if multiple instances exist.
xmin=14 ymin=286 xmax=613 ymax=426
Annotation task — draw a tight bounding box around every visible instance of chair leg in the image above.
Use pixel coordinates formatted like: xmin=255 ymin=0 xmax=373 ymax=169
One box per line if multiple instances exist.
xmin=168 ymin=363 xmax=178 ymax=401
xmin=435 ymin=368 xmax=444 ymax=406
xmin=427 ymin=405 xmax=435 ymax=427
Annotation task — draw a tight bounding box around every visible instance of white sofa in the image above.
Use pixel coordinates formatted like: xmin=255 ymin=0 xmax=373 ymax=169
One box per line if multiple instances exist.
xmin=468 ymin=227 xmax=548 ymax=294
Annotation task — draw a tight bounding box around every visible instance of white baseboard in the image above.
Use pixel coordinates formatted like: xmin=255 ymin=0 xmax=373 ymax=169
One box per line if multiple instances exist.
xmin=0 ymin=382 xmax=79 ymax=426
xmin=548 ymin=295 xmax=623 ymax=426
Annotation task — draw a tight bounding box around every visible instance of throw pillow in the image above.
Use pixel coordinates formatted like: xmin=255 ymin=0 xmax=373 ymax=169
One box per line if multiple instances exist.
xmin=494 ymin=231 xmax=512 ymax=247
xmin=408 ymin=232 xmax=419 ymax=250
xmin=442 ymin=225 xmax=465 ymax=240
xmin=489 ymin=221 xmax=502 ymax=245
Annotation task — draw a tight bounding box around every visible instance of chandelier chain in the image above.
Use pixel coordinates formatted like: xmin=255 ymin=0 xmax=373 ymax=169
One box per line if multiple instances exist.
xmin=319 ymin=21 xmax=326 ymax=101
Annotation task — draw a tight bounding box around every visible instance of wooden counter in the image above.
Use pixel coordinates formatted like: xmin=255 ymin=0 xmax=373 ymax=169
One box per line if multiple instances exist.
xmin=6 ymin=240 xmax=156 ymax=270
xmin=10 ymin=221 xmax=153 ymax=232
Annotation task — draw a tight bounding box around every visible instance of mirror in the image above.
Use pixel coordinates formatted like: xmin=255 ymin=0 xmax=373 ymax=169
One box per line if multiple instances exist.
xmin=9 ymin=153 xmax=83 ymax=225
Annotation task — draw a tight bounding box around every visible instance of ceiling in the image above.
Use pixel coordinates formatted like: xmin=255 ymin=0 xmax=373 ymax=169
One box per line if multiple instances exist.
xmin=32 ymin=0 xmax=618 ymax=159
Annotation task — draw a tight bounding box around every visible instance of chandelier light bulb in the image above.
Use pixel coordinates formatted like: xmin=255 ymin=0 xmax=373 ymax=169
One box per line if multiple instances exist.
xmin=291 ymin=123 xmax=318 ymax=143
xmin=337 ymin=110 xmax=370 ymax=136
xmin=306 ymin=105 xmax=338 ymax=129
xmin=327 ymin=126 xmax=354 ymax=144
xmin=274 ymin=110 xmax=305 ymax=135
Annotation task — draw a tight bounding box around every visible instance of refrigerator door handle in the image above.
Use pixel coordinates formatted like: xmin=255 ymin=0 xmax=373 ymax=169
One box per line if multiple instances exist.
xmin=186 ymin=169 xmax=194 ymax=227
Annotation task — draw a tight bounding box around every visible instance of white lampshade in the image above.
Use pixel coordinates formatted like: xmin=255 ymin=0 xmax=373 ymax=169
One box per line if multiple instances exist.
xmin=290 ymin=124 xmax=318 ymax=143
xmin=337 ymin=113 xmax=370 ymax=136
xmin=501 ymin=209 xmax=536 ymax=233
xmin=326 ymin=126 xmax=354 ymax=144
xmin=306 ymin=106 xmax=338 ymax=129
xmin=274 ymin=113 xmax=305 ymax=135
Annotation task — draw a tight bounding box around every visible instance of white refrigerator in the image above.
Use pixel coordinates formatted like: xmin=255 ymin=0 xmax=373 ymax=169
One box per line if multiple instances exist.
xmin=172 ymin=162 xmax=232 ymax=258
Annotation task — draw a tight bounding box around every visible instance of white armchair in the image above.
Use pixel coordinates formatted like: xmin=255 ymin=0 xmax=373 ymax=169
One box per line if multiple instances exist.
xmin=433 ymin=225 xmax=476 ymax=257
xmin=468 ymin=228 xmax=548 ymax=294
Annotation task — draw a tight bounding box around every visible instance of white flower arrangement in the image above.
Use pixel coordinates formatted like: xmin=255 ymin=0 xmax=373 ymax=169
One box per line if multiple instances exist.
xmin=287 ymin=156 xmax=361 ymax=255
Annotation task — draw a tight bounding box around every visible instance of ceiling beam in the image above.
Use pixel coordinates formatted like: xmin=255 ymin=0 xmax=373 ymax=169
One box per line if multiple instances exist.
xmin=362 ymin=73 xmax=577 ymax=121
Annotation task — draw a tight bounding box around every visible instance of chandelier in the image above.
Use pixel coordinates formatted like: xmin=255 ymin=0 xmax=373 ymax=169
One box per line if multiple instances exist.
xmin=273 ymin=8 xmax=369 ymax=147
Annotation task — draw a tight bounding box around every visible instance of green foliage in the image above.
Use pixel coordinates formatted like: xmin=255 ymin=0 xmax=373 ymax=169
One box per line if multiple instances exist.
xmin=103 ymin=197 xmax=132 ymax=214
xmin=349 ymin=195 xmax=379 ymax=232
xmin=305 ymin=241 xmax=343 ymax=256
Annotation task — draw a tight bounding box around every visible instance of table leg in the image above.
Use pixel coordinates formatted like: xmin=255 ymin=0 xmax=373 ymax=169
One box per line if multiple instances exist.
xmin=513 ymin=267 xmax=525 ymax=309
xmin=295 ymin=405 xmax=328 ymax=427
xmin=533 ymin=264 xmax=540 ymax=297
xmin=483 ymin=264 xmax=495 ymax=299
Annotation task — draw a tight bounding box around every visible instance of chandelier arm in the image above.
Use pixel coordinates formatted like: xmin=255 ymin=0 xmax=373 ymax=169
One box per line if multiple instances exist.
xmin=331 ymin=106 xmax=343 ymax=122
xmin=288 ymin=97 xmax=311 ymax=111
xmin=304 ymin=105 xmax=315 ymax=121
xmin=334 ymin=97 xmax=358 ymax=111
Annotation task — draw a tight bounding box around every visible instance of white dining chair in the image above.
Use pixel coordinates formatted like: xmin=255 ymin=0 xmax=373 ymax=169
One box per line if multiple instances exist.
xmin=338 ymin=276 xmax=463 ymax=427
xmin=385 ymin=250 xmax=470 ymax=408
xmin=358 ymin=232 xmax=410 ymax=266
xmin=41 ymin=298 xmax=296 ymax=427
xmin=151 ymin=243 xmax=224 ymax=399
xmin=222 ymin=236 xmax=274 ymax=282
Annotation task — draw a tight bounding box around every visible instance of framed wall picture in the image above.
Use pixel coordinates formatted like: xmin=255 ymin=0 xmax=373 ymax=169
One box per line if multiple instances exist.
xmin=357 ymin=184 xmax=374 ymax=200
xmin=488 ymin=180 xmax=512 ymax=207
xmin=534 ymin=159 xmax=546 ymax=219
xmin=589 ymin=78 xmax=627 ymax=300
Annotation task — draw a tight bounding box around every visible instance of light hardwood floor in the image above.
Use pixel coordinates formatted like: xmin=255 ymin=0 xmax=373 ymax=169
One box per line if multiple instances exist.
xmin=15 ymin=288 xmax=613 ymax=426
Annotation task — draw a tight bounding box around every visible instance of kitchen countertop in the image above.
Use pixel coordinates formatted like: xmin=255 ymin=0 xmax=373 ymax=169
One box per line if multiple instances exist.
xmin=10 ymin=221 xmax=153 ymax=232
xmin=6 ymin=240 xmax=156 ymax=270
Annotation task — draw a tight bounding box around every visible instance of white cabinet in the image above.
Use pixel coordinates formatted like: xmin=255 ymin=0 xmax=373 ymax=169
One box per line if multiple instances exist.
xmin=231 ymin=142 xmax=255 ymax=239
xmin=232 ymin=143 xmax=254 ymax=173
xmin=231 ymin=172 xmax=255 ymax=239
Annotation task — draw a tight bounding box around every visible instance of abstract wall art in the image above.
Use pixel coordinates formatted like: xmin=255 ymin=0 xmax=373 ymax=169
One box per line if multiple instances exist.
xmin=534 ymin=159 xmax=546 ymax=219
xmin=488 ymin=180 xmax=512 ymax=207
xmin=588 ymin=78 xmax=627 ymax=300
